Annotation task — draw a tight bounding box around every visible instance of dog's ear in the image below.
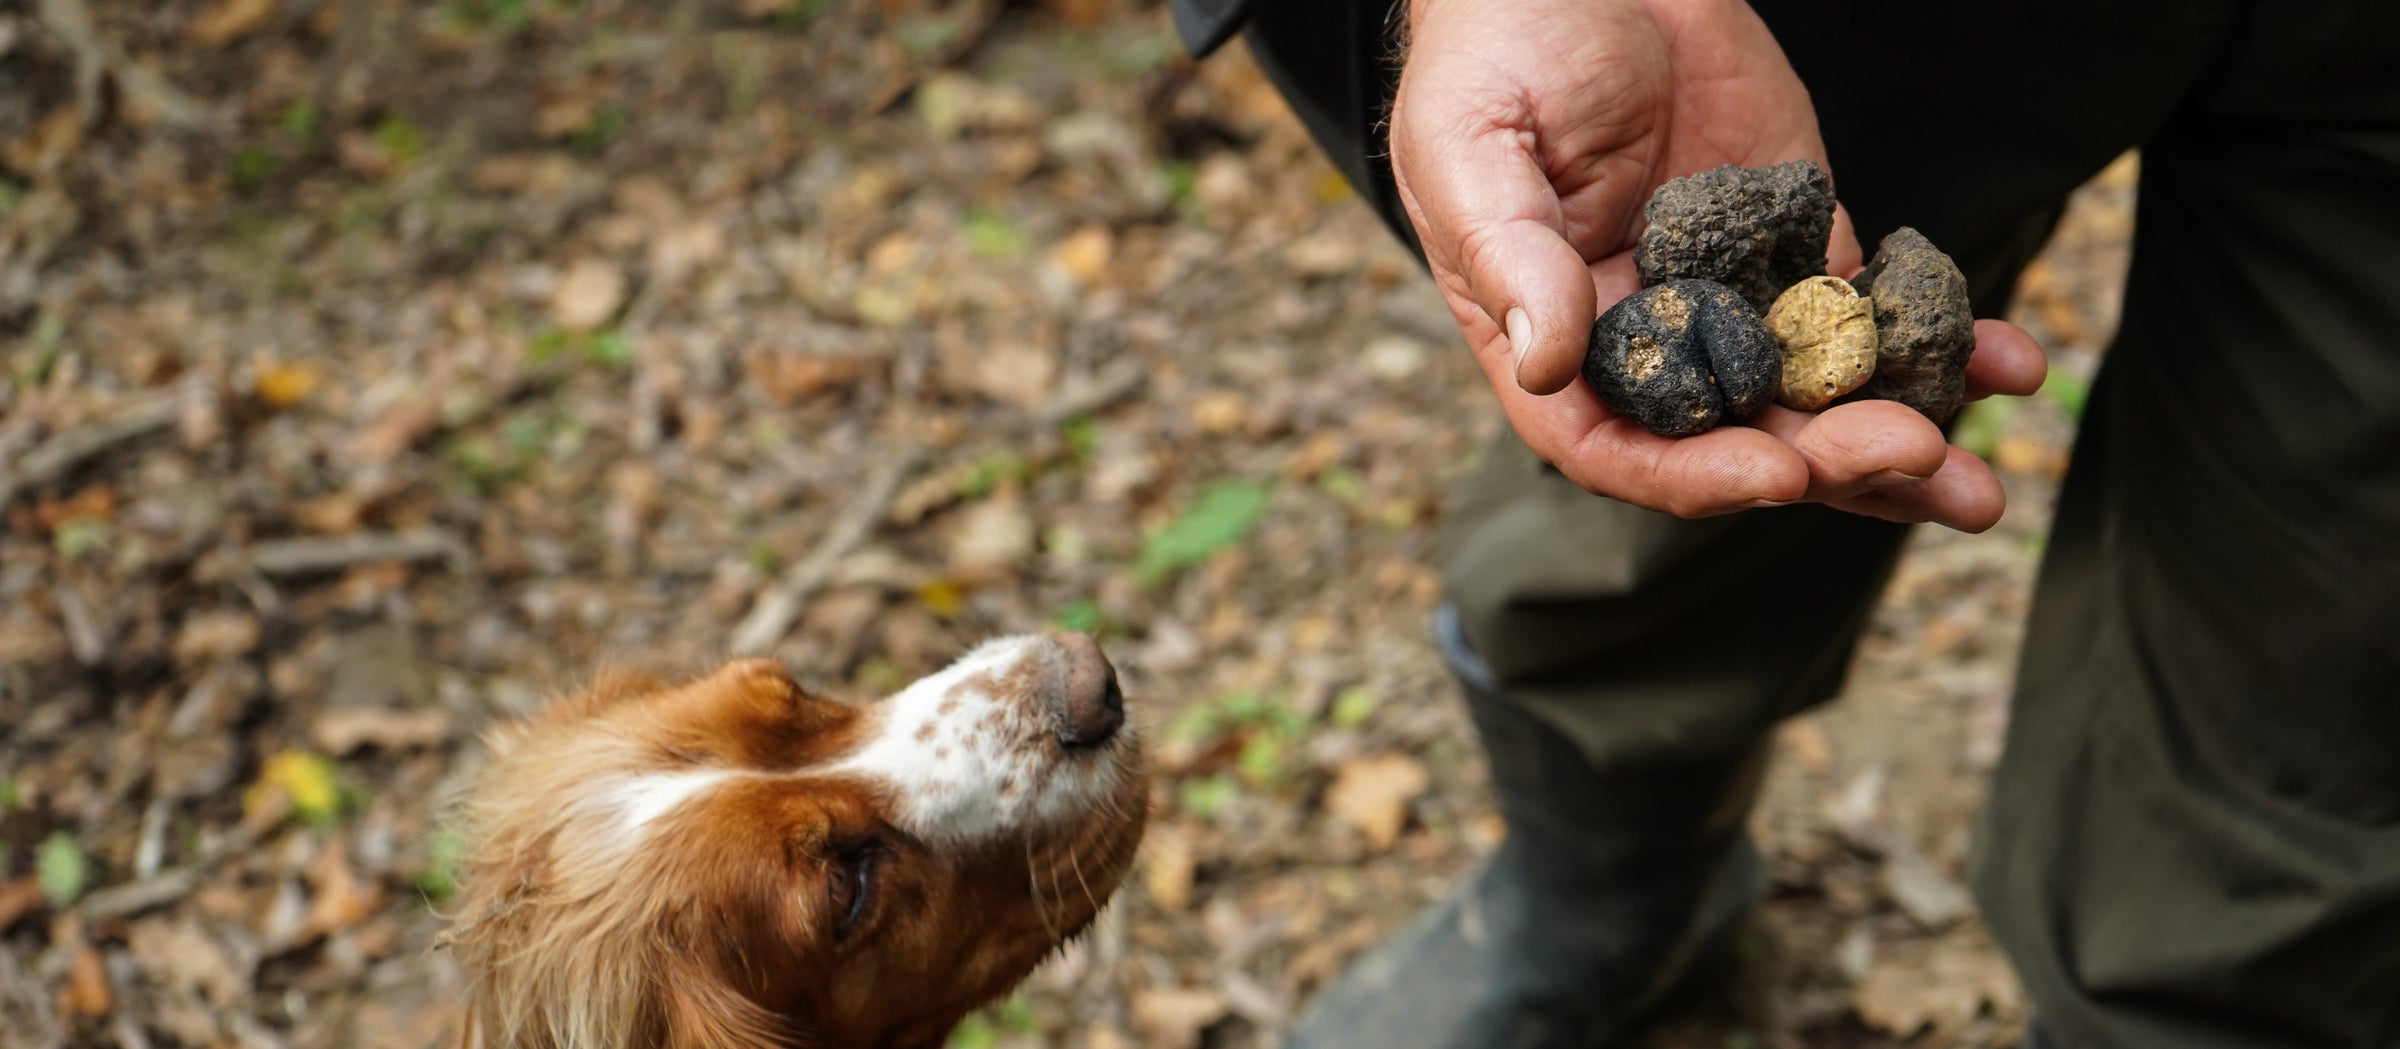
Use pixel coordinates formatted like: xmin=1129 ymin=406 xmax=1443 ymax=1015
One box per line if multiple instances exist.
xmin=658 ymin=955 xmax=790 ymax=1049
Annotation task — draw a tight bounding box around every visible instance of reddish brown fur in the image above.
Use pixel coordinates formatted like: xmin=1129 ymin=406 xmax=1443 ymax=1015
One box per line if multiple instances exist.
xmin=444 ymin=657 xmax=1147 ymax=1049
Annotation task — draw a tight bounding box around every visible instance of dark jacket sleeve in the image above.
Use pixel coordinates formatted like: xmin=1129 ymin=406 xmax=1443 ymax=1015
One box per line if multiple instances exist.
xmin=1167 ymin=0 xmax=1251 ymax=57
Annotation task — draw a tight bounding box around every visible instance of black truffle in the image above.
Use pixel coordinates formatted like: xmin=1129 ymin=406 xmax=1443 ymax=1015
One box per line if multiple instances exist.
xmin=1852 ymin=227 xmax=1975 ymax=425
xmin=1633 ymin=160 xmax=1837 ymax=313
xmin=1584 ymin=279 xmax=1781 ymax=437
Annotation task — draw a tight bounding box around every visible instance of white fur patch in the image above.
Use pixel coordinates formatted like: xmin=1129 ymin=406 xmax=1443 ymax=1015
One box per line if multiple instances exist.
xmin=590 ymin=768 xmax=740 ymax=833
xmin=832 ymin=636 xmax=1128 ymax=843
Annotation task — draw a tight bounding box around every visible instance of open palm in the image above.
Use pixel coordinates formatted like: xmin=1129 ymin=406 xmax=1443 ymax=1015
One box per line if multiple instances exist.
xmin=1390 ymin=0 xmax=2045 ymax=529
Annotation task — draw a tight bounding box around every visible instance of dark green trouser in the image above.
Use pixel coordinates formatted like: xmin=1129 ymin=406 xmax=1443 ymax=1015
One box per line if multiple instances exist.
xmin=1241 ymin=0 xmax=2400 ymax=1044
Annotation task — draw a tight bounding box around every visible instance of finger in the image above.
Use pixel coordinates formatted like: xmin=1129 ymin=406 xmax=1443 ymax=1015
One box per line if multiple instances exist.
xmin=1395 ymin=116 xmax=1597 ymax=397
xmin=1828 ymin=202 xmax=1864 ymax=279
xmin=1829 ymin=445 xmax=2008 ymax=533
xmin=1747 ymin=400 xmax=1949 ymax=501
xmin=1964 ymin=318 xmax=2049 ymax=401
xmin=1476 ymin=218 xmax=1602 ymax=395
xmin=1464 ymin=328 xmax=1811 ymax=515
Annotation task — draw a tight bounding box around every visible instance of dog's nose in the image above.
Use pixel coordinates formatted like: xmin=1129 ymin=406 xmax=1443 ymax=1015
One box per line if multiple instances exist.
xmin=1048 ymin=632 xmax=1124 ymax=748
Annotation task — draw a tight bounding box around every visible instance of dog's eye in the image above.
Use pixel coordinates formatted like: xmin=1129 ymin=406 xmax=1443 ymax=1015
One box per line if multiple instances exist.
xmin=827 ymin=843 xmax=878 ymax=939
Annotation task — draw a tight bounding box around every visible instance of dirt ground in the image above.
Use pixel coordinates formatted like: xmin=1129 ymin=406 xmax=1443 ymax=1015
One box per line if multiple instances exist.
xmin=0 ymin=2 xmax=2132 ymax=1047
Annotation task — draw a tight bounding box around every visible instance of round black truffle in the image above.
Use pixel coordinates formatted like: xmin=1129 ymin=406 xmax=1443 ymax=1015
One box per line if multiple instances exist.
xmin=1584 ymin=279 xmax=1782 ymax=437
xmin=1633 ymin=160 xmax=1837 ymax=314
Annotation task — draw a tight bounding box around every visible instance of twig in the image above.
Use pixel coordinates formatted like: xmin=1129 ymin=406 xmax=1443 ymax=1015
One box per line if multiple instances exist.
xmin=1041 ymin=357 xmax=1149 ymax=424
xmin=239 ymin=529 xmax=471 ymax=578
xmin=78 ymin=867 xmax=201 ymax=920
xmin=34 ymin=0 xmax=207 ymax=130
xmin=0 ymin=398 xmax=177 ymax=509
xmin=730 ymin=444 xmax=926 ymax=655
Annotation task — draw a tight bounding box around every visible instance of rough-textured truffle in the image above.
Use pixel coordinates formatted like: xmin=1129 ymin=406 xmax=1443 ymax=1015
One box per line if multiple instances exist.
xmin=1853 ymin=227 xmax=1975 ymax=425
xmin=1765 ymin=275 xmax=1879 ymax=411
xmin=1633 ymin=160 xmax=1837 ymax=313
xmin=1583 ymin=279 xmax=1781 ymax=437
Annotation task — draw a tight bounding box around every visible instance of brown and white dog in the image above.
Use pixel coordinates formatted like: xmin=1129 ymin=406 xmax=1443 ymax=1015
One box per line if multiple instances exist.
xmin=442 ymin=633 xmax=1147 ymax=1049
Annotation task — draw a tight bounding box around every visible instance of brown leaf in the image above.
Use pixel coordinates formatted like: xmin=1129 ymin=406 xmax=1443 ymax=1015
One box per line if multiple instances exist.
xmin=551 ymin=258 xmax=628 ymax=333
xmin=1129 ymin=986 xmax=1228 ymax=1049
xmin=52 ymin=916 xmax=112 ymax=1018
xmin=128 ymin=917 xmax=243 ymax=1006
xmin=1324 ymin=753 xmax=1430 ymax=850
xmin=1050 ymin=225 xmax=1115 ymax=287
xmin=3 ymin=105 xmax=84 ymax=177
xmin=186 ymin=0 xmax=276 ymax=48
xmin=744 ymin=351 xmax=866 ymax=406
xmin=965 ymin=342 xmax=1056 ymax=408
xmin=1852 ymin=935 xmax=2022 ymax=1036
xmin=0 ymin=877 xmax=44 ymax=933
xmin=1143 ymin=823 xmax=1196 ymax=911
xmin=34 ymin=484 xmax=115 ymax=534
xmin=311 ymin=708 xmax=452 ymax=755
xmin=1189 ymin=391 xmax=1247 ymax=436
xmin=298 ymin=840 xmax=385 ymax=942
xmin=172 ymin=611 xmax=262 ymax=663
xmin=946 ymin=492 xmax=1035 ymax=577
xmin=293 ymin=493 xmax=367 ymax=534
xmin=1779 ymin=718 xmax=1833 ymax=773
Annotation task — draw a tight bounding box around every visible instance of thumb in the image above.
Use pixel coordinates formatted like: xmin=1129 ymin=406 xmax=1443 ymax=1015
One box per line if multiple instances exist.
xmin=1470 ymin=217 xmax=1602 ymax=395
xmin=1396 ymin=125 xmax=1597 ymax=396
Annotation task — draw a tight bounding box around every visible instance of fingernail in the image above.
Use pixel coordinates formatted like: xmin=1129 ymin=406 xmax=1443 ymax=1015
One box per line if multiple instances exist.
xmin=1743 ymin=499 xmax=1796 ymax=509
xmin=1867 ymin=470 xmax=1932 ymax=486
xmin=1505 ymin=307 xmax=1532 ymax=365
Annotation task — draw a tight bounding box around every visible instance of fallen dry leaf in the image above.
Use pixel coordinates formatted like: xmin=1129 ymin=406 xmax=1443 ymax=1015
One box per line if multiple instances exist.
xmin=965 ymin=342 xmax=1056 ymax=408
xmin=1190 ymin=391 xmax=1248 ymax=436
xmin=298 ymin=840 xmax=386 ymax=942
xmin=1050 ymin=225 xmax=1115 ymax=286
xmin=186 ymin=0 xmax=276 ymax=48
xmin=53 ymin=916 xmax=112 ymax=1018
xmin=552 ymin=258 xmax=628 ymax=332
xmin=745 ymin=350 xmax=866 ymax=406
xmin=1779 ymin=718 xmax=1833 ymax=773
xmin=311 ymin=707 xmax=453 ymax=755
xmin=1143 ymin=823 xmax=1196 ymax=911
xmin=129 ymin=917 xmax=244 ymax=1006
xmin=34 ymin=485 xmax=116 ymax=534
xmin=0 ymin=877 xmax=43 ymax=933
xmin=946 ymin=492 xmax=1035 ymax=577
xmin=3 ymin=105 xmax=84 ymax=177
xmin=1852 ymin=935 xmax=2023 ymax=1036
xmin=254 ymin=362 xmax=322 ymax=410
xmin=1324 ymin=753 xmax=1430 ymax=850
xmin=173 ymin=611 xmax=262 ymax=663
xmin=1129 ymin=986 xmax=1228 ymax=1049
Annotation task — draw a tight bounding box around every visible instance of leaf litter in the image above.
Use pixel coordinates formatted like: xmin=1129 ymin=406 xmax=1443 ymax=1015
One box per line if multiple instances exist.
xmin=0 ymin=0 xmax=2128 ymax=1045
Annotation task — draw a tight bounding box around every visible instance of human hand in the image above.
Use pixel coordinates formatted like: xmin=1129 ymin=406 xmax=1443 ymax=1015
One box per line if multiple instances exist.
xmin=1390 ymin=0 xmax=2046 ymax=531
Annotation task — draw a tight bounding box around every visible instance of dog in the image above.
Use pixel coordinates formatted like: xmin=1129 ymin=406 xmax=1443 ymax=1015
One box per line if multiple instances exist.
xmin=442 ymin=633 xmax=1148 ymax=1049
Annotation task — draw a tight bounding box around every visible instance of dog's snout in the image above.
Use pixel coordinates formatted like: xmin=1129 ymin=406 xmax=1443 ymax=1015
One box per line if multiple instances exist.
xmin=1047 ymin=632 xmax=1124 ymax=749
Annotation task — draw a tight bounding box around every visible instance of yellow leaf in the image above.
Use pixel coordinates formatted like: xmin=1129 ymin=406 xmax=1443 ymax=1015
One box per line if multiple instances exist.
xmin=254 ymin=363 xmax=321 ymax=409
xmin=1311 ymin=170 xmax=1355 ymax=206
xmin=914 ymin=578 xmax=965 ymax=619
xmin=246 ymin=749 xmax=343 ymax=826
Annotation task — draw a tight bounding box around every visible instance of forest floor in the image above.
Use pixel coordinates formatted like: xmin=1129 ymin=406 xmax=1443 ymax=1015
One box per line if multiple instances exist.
xmin=0 ymin=1 xmax=2130 ymax=1046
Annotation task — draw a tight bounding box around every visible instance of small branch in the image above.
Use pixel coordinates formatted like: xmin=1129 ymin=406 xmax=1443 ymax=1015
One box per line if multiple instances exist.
xmin=34 ymin=0 xmax=207 ymax=130
xmin=730 ymin=445 xmax=926 ymax=655
xmin=240 ymin=529 xmax=471 ymax=578
xmin=0 ymin=398 xmax=177 ymax=509
xmin=78 ymin=867 xmax=202 ymax=920
xmin=1041 ymin=357 xmax=1149 ymax=425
